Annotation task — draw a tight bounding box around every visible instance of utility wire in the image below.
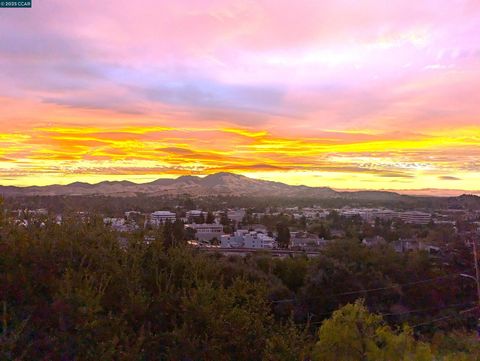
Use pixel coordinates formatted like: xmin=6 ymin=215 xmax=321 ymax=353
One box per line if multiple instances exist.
xmin=295 ymin=301 xmax=476 ymax=320
xmin=272 ymin=274 xmax=460 ymax=304
xmin=306 ymin=301 xmax=476 ymax=326
xmin=381 ymin=301 xmax=476 ymax=317
xmin=411 ymin=312 xmax=472 ymax=329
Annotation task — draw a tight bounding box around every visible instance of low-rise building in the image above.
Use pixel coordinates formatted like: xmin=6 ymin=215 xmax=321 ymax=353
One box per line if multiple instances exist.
xmin=362 ymin=235 xmax=386 ymax=247
xmin=291 ymin=231 xmax=323 ymax=249
xmin=239 ymin=224 xmax=268 ymax=233
xmin=125 ymin=210 xmax=141 ymax=218
xmin=394 ymin=238 xmax=420 ymax=252
xmin=221 ymin=230 xmax=276 ymax=249
xmin=221 ymin=232 xmax=245 ymax=248
xmin=104 ymin=217 xmax=137 ymax=232
xmin=187 ymin=223 xmax=224 ymax=242
xmin=394 ymin=238 xmax=441 ymax=255
xmin=150 ymin=211 xmax=176 ymax=226
xmin=243 ymin=232 xmax=276 ymax=249
xmin=330 ymin=229 xmax=346 ymax=238
xmin=227 ymin=209 xmax=246 ymax=223
xmin=398 ymin=211 xmax=432 ymax=225
xmin=186 ymin=210 xmax=208 ymax=223
xmin=373 ymin=209 xmax=397 ymax=221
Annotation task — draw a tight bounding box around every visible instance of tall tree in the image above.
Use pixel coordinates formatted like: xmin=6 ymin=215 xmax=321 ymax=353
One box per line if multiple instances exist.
xmin=0 ymin=196 xmax=4 ymax=228
xmin=172 ymin=219 xmax=185 ymax=245
xmin=312 ymin=300 xmax=433 ymax=361
xmin=163 ymin=220 xmax=174 ymax=249
xmin=205 ymin=211 xmax=215 ymax=224
xmin=184 ymin=226 xmax=197 ymax=241
xmin=299 ymin=215 xmax=307 ymax=230
xmin=196 ymin=213 xmax=205 ymax=224
xmin=276 ymin=223 xmax=291 ymax=249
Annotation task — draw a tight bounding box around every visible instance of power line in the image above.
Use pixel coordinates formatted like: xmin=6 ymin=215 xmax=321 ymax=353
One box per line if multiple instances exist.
xmin=411 ymin=312 xmax=472 ymax=329
xmin=271 ymin=274 xmax=460 ymax=304
xmin=381 ymin=302 xmax=476 ymax=317
xmin=293 ymin=301 xmax=476 ymax=321
xmin=304 ymin=301 xmax=476 ymax=326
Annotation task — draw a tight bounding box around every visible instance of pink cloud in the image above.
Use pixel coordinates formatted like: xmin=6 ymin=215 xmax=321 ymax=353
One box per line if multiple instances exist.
xmin=0 ymin=0 xmax=479 ymax=187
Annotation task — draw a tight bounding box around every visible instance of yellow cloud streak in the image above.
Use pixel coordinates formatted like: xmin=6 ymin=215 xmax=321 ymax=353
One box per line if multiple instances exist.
xmin=0 ymin=126 xmax=478 ymax=189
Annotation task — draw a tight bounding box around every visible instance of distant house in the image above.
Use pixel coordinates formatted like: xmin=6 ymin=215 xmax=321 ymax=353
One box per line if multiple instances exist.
xmin=31 ymin=208 xmax=48 ymax=216
xmin=104 ymin=217 xmax=125 ymax=229
xmin=421 ymin=244 xmax=441 ymax=255
xmin=125 ymin=210 xmax=141 ymax=218
xmin=291 ymin=231 xmax=323 ymax=249
xmin=13 ymin=208 xmax=48 ymax=218
xmin=150 ymin=211 xmax=176 ymax=226
xmin=104 ymin=217 xmax=137 ymax=232
xmin=186 ymin=210 xmax=208 ymax=223
xmin=221 ymin=232 xmax=244 ymax=248
xmin=330 ymin=229 xmax=346 ymax=238
xmin=362 ymin=236 xmax=386 ymax=247
xmin=397 ymin=211 xmax=432 ymax=225
xmin=372 ymin=209 xmax=397 ymax=221
xmin=394 ymin=238 xmax=441 ymax=255
xmin=340 ymin=208 xmax=372 ymax=220
xmin=240 ymin=224 xmax=268 ymax=233
xmin=243 ymin=232 xmax=276 ymax=249
xmin=394 ymin=238 xmax=420 ymax=252
xmin=186 ymin=223 xmax=224 ymax=242
xmin=302 ymin=209 xmax=326 ymax=220
xmin=221 ymin=230 xmax=276 ymax=249
xmin=227 ymin=209 xmax=246 ymax=223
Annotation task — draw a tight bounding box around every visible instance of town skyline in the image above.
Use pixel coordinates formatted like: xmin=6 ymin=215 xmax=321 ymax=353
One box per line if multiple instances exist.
xmin=1 ymin=1 xmax=479 ymax=192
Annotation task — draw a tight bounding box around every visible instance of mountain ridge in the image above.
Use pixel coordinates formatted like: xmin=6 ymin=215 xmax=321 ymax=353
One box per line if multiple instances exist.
xmin=0 ymin=172 xmax=478 ymax=201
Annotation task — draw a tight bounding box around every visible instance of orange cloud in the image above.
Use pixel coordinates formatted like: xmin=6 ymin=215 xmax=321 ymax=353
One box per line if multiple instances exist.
xmin=0 ymin=124 xmax=478 ymax=191
xmin=1 ymin=1 xmax=480 ymax=191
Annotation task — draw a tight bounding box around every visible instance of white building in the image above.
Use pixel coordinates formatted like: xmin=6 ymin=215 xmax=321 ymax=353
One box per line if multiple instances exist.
xmin=243 ymin=232 xmax=276 ymax=249
xmin=227 ymin=209 xmax=246 ymax=223
xmin=290 ymin=231 xmax=323 ymax=249
xmin=104 ymin=217 xmax=135 ymax=232
xmin=13 ymin=208 xmax=48 ymax=217
xmin=302 ymin=210 xmax=321 ymax=219
xmin=187 ymin=223 xmax=224 ymax=242
xmin=372 ymin=209 xmax=398 ymax=221
xmin=394 ymin=238 xmax=439 ymax=254
xmin=362 ymin=235 xmax=386 ymax=247
xmin=125 ymin=210 xmax=141 ymax=218
xmin=340 ymin=208 xmax=376 ymax=222
xmin=150 ymin=211 xmax=176 ymax=226
xmin=398 ymin=211 xmax=431 ymax=225
xmin=221 ymin=232 xmax=245 ymax=248
xmin=221 ymin=230 xmax=276 ymax=249
xmin=394 ymin=238 xmax=420 ymax=252
xmin=186 ymin=210 xmax=209 ymax=222
xmin=239 ymin=224 xmax=268 ymax=233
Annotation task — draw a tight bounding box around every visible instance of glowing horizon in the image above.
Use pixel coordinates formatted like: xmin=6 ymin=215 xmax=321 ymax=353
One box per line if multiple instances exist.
xmin=1 ymin=1 xmax=479 ymax=193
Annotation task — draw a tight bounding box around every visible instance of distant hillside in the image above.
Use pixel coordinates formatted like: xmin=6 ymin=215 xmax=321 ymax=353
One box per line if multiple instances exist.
xmin=0 ymin=172 xmax=335 ymax=198
xmin=1 ymin=172 xmax=479 ymax=207
xmin=0 ymin=172 xmax=362 ymax=198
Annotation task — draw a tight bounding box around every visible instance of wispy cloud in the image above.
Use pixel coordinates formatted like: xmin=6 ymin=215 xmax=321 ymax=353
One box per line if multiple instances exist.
xmin=438 ymin=175 xmax=462 ymax=181
xmin=0 ymin=0 xmax=479 ymax=189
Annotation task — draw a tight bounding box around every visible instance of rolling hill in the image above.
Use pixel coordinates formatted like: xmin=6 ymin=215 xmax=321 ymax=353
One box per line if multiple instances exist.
xmin=0 ymin=173 xmax=478 ymax=207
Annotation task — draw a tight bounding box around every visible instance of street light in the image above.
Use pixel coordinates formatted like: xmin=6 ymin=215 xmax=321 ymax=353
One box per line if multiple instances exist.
xmin=460 ymin=273 xmax=477 ymax=282
xmin=460 ymin=238 xmax=480 ymax=339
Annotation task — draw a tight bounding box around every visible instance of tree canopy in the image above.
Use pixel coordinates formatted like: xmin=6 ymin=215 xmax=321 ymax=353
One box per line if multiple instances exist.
xmin=1 ymin=203 xmax=479 ymax=360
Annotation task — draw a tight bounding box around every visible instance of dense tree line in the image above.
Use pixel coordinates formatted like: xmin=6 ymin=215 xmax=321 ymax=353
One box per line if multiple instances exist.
xmin=4 ymin=193 xmax=480 ymax=218
xmin=1 ymin=198 xmax=479 ymax=360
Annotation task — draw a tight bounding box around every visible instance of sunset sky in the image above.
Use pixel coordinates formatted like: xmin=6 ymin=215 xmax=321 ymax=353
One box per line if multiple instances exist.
xmin=0 ymin=0 xmax=479 ymax=193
